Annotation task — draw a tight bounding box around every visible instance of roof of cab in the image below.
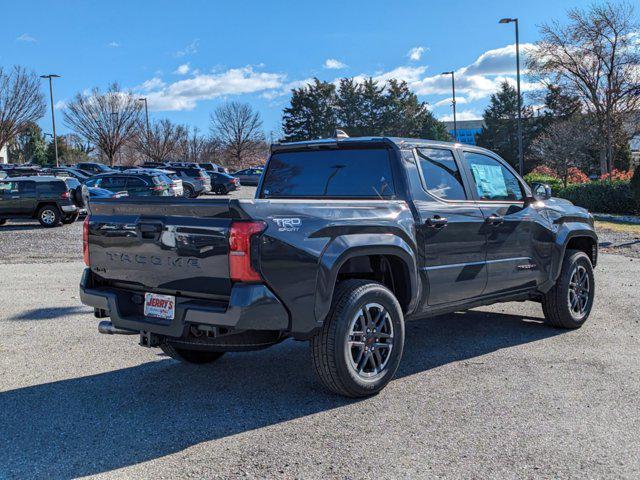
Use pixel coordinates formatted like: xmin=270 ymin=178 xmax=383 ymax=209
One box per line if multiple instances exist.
xmin=271 ymin=136 xmax=468 ymax=153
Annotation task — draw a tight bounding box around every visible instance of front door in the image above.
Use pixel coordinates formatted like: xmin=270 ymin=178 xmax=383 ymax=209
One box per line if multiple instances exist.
xmin=412 ymin=147 xmax=487 ymax=307
xmin=461 ymin=150 xmax=548 ymax=295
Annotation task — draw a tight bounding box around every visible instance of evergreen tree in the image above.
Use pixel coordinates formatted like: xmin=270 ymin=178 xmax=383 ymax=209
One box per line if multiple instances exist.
xmin=282 ymin=79 xmax=337 ymax=141
xmin=282 ymin=77 xmax=450 ymax=141
xmin=8 ymin=122 xmax=47 ymax=164
xmin=476 ymin=81 xmax=537 ymax=169
xmin=543 ymin=84 xmax=582 ymax=119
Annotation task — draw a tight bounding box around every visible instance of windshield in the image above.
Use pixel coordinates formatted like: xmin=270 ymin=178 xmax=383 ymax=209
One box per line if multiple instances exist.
xmin=261 ymin=148 xmax=395 ymax=199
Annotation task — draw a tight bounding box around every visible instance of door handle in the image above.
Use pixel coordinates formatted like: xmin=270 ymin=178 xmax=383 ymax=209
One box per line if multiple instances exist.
xmin=485 ymin=214 xmax=504 ymax=225
xmin=426 ymin=216 xmax=448 ymax=228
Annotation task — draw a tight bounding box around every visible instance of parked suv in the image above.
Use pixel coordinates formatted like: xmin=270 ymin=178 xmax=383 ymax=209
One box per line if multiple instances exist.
xmin=80 ymin=136 xmax=598 ymax=397
xmin=167 ymin=166 xmax=211 ymax=197
xmin=0 ymin=176 xmax=83 ymax=227
xmin=231 ymin=167 xmax=263 ymax=186
xmin=84 ymin=171 xmax=173 ymax=197
xmin=75 ymin=162 xmax=114 ymax=175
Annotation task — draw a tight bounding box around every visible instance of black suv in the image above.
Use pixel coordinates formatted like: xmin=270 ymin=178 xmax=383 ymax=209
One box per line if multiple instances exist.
xmin=0 ymin=176 xmax=83 ymax=227
xmin=84 ymin=171 xmax=173 ymax=197
xmin=75 ymin=162 xmax=114 ymax=175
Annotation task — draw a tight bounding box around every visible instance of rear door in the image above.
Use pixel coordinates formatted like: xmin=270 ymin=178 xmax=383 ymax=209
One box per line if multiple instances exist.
xmin=17 ymin=180 xmax=37 ymax=214
xmin=412 ymin=147 xmax=487 ymax=306
xmin=461 ymin=149 xmax=547 ymax=294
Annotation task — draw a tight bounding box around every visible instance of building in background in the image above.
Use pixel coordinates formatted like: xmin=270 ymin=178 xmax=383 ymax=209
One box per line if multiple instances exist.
xmin=0 ymin=144 xmax=8 ymax=164
xmin=442 ymin=119 xmax=484 ymax=145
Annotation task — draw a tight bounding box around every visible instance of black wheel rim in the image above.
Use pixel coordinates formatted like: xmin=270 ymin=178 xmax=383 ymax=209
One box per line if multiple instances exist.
xmin=345 ymin=302 xmax=394 ymax=380
xmin=568 ymin=265 xmax=590 ymax=317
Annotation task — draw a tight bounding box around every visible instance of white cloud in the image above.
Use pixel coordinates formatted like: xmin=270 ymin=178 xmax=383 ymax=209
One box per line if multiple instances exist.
xmin=174 ymin=63 xmax=190 ymax=75
xmin=137 ymin=77 xmax=166 ymax=92
xmin=139 ymin=66 xmax=286 ymax=111
xmin=262 ymin=78 xmax=315 ymax=99
xmin=175 ymin=39 xmax=199 ymax=57
xmin=107 ymin=41 xmax=121 ymax=48
xmin=407 ymin=46 xmax=426 ymax=61
xmin=463 ymin=43 xmax=536 ymax=76
xmin=434 ymin=96 xmax=469 ymax=108
xmin=324 ymin=58 xmax=347 ymax=69
xmin=16 ymin=33 xmax=36 ymax=42
xmin=54 ymin=100 xmax=67 ymax=110
xmin=439 ymin=109 xmax=482 ymax=122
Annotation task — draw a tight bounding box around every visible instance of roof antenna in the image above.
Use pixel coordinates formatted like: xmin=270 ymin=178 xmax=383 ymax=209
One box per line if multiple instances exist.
xmin=334 ymin=129 xmax=349 ymax=139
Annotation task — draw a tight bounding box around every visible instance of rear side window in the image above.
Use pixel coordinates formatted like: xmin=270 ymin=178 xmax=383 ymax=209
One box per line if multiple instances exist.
xmin=262 ymin=149 xmax=395 ymax=198
xmin=101 ymin=176 xmax=127 ymax=189
xmin=416 ymin=148 xmax=466 ymax=200
xmin=19 ymin=181 xmax=36 ymax=193
xmin=127 ymin=177 xmax=147 ymax=188
xmin=64 ymin=178 xmax=81 ymax=189
xmin=38 ymin=181 xmax=66 ymax=194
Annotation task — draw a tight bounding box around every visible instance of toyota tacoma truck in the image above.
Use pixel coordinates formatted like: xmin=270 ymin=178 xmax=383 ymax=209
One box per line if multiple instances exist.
xmin=80 ymin=136 xmax=597 ymax=397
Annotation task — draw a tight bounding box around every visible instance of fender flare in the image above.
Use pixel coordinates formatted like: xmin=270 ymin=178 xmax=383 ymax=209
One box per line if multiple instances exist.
xmin=314 ymin=233 xmax=420 ymax=324
xmin=541 ymin=224 xmax=598 ymax=292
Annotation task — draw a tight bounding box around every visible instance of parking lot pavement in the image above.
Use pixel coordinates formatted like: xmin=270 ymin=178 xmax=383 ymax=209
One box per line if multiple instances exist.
xmin=0 ymin=252 xmax=638 ymax=479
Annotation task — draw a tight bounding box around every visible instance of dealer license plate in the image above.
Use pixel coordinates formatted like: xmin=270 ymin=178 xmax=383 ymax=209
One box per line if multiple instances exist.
xmin=144 ymin=293 xmax=175 ymax=320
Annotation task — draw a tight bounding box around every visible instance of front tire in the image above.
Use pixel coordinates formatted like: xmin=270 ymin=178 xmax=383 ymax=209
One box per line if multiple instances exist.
xmin=37 ymin=205 xmax=61 ymax=228
xmin=311 ymin=280 xmax=404 ymax=397
xmin=0 ymin=219 xmax=6 ymax=226
xmin=542 ymin=249 xmax=595 ymax=328
xmin=160 ymin=342 xmax=225 ymax=364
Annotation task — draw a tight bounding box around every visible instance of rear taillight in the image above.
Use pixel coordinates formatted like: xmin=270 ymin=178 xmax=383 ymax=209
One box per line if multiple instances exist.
xmin=197 ymin=176 xmax=208 ymax=181
xmin=229 ymin=221 xmax=266 ymax=282
xmin=151 ymin=185 xmax=166 ymax=191
xmin=60 ymin=191 xmax=70 ymax=200
xmin=83 ymin=217 xmax=90 ymax=266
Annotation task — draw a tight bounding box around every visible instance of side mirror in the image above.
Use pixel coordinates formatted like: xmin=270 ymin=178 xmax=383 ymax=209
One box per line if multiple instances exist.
xmin=531 ymin=182 xmax=552 ymax=201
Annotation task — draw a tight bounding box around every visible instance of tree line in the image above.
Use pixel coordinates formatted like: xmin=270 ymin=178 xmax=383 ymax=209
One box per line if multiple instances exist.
xmin=1 ymin=1 xmax=638 ymax=176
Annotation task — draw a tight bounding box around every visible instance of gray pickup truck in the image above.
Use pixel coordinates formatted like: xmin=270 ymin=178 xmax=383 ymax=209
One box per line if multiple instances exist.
xmin=80 ymin=136 xmax=597 ymax=397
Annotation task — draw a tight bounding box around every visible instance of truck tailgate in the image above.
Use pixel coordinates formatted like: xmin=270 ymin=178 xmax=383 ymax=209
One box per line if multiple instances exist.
xmin=87 ymin=198 xmax=239 ymax=299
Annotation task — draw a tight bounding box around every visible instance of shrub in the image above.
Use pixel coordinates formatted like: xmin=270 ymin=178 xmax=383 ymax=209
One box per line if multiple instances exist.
xmin=600 ymin=169 xmax=633 ymax=182
xmin=523 ymin=173 xmax=564 ymax=192
xmin=566 ymin=167 xmax=589 ymax=184
xmin=555 ymin=180 xmax=639 ymax=214
xmin=529 ymin=165 xmax=558 ymax=178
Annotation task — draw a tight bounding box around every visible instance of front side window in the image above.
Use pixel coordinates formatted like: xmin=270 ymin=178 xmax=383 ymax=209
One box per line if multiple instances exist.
xmin=101 ymin=176 xmax=127 ymax=190
xmin=261 ymin=148 xmax=395 ymax=198
xmin=416 ymin=148 xmax=466 ymax=200
xmin=464 ymin=152 xmax=523 ymax=201
xmin=0 ymin=181 xmax=16 ymax=192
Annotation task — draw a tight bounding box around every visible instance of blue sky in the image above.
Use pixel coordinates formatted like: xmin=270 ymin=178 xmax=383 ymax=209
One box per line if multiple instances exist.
xmin=2 ymin=0 xmax=586 ymax=137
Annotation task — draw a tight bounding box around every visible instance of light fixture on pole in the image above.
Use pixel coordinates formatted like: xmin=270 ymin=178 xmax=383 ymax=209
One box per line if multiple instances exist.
xmin=40 ymin=74 xmax=61 ymax=167
xmin=499 ymin=17 xmax=523 ymax=175
xmin=138 ymin=98 xmax=150 ymax=136
xmin=441 ymin=71 xmax=457 ymax=142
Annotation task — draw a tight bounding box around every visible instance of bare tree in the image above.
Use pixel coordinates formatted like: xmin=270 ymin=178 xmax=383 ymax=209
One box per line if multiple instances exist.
xmin=530 ymin=118 xmax=595 ymax=186
xmin=134 ymin=119 xmax=185 ymax=162
xmin=0 ymin=66 xmax=46 ymax=154
xmin=63 ymin=83 xmax=142 ymax=166
xmin=210 ymin=101 xmax=266 ymax=168
xmin=174 ymin=126 xmax=216 ymax=163
xmin=63 ymin=133 xmax=94 ymax=155
xmin=528 ymin=1 xmax=640 ymax=174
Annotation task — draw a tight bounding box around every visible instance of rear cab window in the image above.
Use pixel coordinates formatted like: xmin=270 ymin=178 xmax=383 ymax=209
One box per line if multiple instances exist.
xmin=260 ymin=148 xmax=395 ymax=199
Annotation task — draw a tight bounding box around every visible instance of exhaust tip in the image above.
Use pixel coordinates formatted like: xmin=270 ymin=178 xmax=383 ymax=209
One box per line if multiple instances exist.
xmin=98 ymin=321 xmax=137 ymax=335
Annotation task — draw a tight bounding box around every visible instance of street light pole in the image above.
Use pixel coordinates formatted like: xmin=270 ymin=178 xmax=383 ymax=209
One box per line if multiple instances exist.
xmin=40 ymin=74 xmax=61 ymax=167
xmin=441 ymin=71 xmax=457 ymax=142
xmin=499 ymin=17 xmax=523 ymax=176
xmin=138 ymin=98 xmax=150 ymax=136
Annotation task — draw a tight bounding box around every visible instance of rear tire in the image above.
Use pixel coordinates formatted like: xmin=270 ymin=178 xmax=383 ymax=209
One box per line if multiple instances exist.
xmin=61 ymin=212 xmax=80 ymax=224
xmin=37 ymin=205 xmax=61 ymax=228
xmin=183 ymin=185 xmax=195 ymax=198
xmin=310 ymin=280 xmax=404 ymax=398
xmin=0 ymin=219 xmax=6 ymax=226
xmin=160 ymin=342 xmax=225 ymax=364
xmin=213 ymin=185 xmax=228 ymax=195
xmin=542 ymin=249 xmax=595 ymax=328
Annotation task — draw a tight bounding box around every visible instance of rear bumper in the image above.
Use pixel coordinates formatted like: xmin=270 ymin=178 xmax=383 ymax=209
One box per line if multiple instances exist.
xmin=79 ymin=268 xmax=289 ymax=338
xmin=61 ymin=204 xmax=78 ymax=213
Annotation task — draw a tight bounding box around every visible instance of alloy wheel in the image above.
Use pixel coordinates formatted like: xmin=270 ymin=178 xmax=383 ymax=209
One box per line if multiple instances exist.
xmin=568 ymin=265 xmax=590 ymax=317
xmin=345 ymin=302 xmax=394 ymax=380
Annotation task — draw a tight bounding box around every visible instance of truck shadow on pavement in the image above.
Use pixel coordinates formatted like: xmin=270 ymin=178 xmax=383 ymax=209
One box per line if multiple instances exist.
xmin=0 ymin=309 xmax=562 ymax=479
xmin=9 ymin=306 xmax=92 ymax=321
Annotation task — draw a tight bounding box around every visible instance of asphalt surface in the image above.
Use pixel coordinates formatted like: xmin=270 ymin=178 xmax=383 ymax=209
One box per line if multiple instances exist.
xmin=0 ymin=188 xmax=639 ymax=479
